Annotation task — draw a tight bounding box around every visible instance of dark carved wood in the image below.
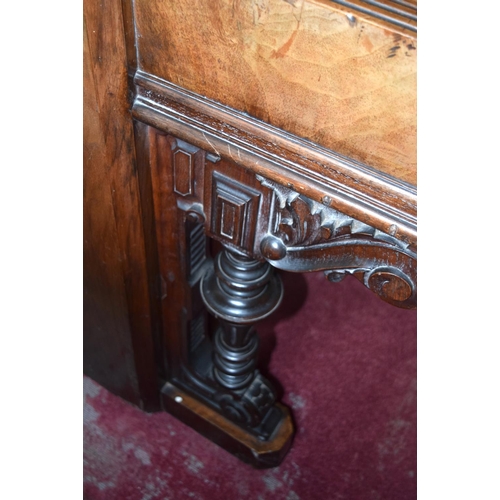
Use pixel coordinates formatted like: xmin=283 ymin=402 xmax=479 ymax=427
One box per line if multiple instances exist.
xmin=85 ymin=0 xmax=417 ymax=472
xmin=138 ymin=126 xmax=293 ymax=467
xmin=132 ymin=71 xmax=417 ymax=250
xmin=200 ymin=248 xmax=284 ymax=429
xmin=210 ymin=173 xmax=261 ymax=253
xmin=256 ymin=176 xmax=417 ymax=309
xmin=161 ymin=382 xmax=293 ymax=469
xmin=87 ymin=114 xmax=416 ymax=466
xmin=131 ymin=122 xmax=416 ymax=466
xmin=84 ymin=0 xmax=417 ymax=467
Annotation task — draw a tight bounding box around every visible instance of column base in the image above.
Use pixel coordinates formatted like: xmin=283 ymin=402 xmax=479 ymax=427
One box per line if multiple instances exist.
xmin=161 ymin=382 xmax=294 ymax=468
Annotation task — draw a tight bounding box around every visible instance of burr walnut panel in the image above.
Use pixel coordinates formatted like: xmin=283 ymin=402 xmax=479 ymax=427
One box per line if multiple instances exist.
xmin=134 ymin=0 xmax=417 ymax=185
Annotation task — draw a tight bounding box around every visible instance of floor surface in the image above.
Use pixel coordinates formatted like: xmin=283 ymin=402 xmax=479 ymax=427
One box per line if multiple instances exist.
xmin=84 ymin=271 xmax=417 ymax=500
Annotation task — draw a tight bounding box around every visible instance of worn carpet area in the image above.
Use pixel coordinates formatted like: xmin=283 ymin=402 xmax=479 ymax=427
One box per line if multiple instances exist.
xmin=84 ymin=271 xmax=417 ymax=500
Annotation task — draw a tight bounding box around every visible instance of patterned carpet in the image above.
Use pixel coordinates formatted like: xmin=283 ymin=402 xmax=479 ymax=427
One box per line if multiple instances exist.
xmin=84 ymin=271 xmax=417 ymax=500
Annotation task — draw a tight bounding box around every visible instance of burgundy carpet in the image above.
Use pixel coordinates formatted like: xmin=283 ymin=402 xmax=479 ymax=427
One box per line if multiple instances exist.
xmin=84 ymin=270 xmax=417 ymax=500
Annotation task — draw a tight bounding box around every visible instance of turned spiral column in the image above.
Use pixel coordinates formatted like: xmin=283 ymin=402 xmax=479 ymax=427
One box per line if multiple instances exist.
xmin=200 ymin=247 xmax=283 ymax=428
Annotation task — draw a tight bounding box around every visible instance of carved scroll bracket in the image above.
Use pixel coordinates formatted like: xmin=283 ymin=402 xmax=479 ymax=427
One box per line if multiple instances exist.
xmin=256 ymin=175 xmax=417 ymax=309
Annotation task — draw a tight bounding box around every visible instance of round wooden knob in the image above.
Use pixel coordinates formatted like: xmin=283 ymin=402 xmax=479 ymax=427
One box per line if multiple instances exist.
xmin=260 ymin=236 xmax=287 ymax=260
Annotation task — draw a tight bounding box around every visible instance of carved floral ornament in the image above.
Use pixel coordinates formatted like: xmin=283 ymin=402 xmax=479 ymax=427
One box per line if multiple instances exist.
xmin=256 ymin=175 xmax=417 ymax=309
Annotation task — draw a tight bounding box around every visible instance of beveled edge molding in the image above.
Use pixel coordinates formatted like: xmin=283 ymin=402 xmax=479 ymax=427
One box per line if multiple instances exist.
xmin=132 ymin=70 xmax=417 ymax=249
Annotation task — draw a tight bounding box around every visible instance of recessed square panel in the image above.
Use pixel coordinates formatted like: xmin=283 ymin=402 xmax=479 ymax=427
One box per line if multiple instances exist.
xmin=211 ymin=172 xmax=261 ymax=251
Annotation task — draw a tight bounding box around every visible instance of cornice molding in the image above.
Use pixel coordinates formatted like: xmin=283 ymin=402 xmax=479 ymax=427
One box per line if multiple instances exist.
xmin=132 ymin=70 xmax=417 ymax=249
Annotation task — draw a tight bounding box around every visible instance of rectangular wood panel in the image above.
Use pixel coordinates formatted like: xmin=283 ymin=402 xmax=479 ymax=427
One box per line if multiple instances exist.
xmin=83 ymin=0 xmax=160 ymax=411
xmin=134 ymin=0 xmax=417 ymax=185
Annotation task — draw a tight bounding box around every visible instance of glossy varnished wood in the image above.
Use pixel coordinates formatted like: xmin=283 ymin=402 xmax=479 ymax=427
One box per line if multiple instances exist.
xmin=133 ymin=0 xmax=417 ymax=184
xmin=83 ymin=0 xmax=159 ymax=411
xmin=84 ymin=0 xmax=417 ymax=469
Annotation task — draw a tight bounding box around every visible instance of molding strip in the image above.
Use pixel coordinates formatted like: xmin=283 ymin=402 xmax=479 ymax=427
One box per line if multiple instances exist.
xmin=132 ymin=71 xmax=417 ymax=248
xmin=327 ymin=0 xmax=417 ymax=34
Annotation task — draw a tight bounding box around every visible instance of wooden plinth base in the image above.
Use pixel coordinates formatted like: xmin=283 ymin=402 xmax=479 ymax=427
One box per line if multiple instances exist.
xmin=161 ymin=382 xmax=294 ymax=468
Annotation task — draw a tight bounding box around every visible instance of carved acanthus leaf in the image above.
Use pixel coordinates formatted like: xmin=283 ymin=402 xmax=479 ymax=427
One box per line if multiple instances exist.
xmin=256 ymin=175 xmax=299 ymax=209
xmin=257 ymin=175 xmax=410 ymax=251
xmin=257 ymin=175 xmax=417 ymax=309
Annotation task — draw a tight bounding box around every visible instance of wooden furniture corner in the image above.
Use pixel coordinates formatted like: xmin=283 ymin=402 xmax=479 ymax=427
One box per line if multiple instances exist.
xmin=84 ymin=0 xmax=417 ymax=468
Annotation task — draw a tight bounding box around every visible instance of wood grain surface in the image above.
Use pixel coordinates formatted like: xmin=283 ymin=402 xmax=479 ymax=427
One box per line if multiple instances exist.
xmin=134 ymin=0 xmax=417 ymax=185
xmin=83 ymin=0 xmax=159 ymax=410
